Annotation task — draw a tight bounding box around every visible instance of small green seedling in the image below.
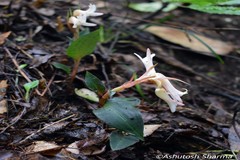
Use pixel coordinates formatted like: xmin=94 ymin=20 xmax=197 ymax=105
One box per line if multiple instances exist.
xmin=16 ymin=64 xmax=27 ymax=72
xmin=23 ymin=80 xmax=39 ymax=102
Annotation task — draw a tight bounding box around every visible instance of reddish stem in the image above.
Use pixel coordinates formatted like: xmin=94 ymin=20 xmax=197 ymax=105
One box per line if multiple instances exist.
xmin=70 ymin=58 xmax=81 ymax=82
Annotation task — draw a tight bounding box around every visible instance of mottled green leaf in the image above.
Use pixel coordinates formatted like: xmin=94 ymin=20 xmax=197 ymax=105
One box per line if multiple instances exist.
xmin=129 ymin=2 xmax=163 ymax=12
xmin=75 ymin=88 xmax=99 ymax=102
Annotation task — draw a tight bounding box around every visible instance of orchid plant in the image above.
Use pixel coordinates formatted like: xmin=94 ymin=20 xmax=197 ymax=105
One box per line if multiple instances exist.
xmin=112 ymin=48 xmax=187 ymax=112
xmin=67 ymin=4 xmax=103 ymax=81
xmin=78 ymin=49 xmax=187 ymax=150
xmin=66 ymin=3 xmax=188 ymax=151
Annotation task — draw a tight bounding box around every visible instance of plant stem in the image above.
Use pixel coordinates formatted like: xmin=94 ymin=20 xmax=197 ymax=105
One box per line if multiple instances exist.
xmin=70 ymin=58 xmax=81 ymax=82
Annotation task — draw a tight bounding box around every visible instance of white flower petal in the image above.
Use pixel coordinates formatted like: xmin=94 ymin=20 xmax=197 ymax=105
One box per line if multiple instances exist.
xmin=70 ymin=4 xmax=103 ymax=28
xmin=134 ymin=48 xmax=156 ymax=76
xmin=155 ymin=87 xmax=183 ymax=113
xmin=87 ymin=4 xmax=97 ymax=13
xmin=81 ymin=22 xmax=97 ymax=27
xmin=73 ymin=9 xmax=82 ymax=17
xmin=135 ymin=48 xmax=187 ymax=112
xmin=74 ymin=4 xmax=103 ymax=17
xmin=68 ymin=16 xmax=79 ymax=28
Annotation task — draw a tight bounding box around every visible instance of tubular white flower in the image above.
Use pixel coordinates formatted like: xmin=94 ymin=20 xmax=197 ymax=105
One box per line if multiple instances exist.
xmin=76 ymin=14 xmax=97 ymax=27
xmin=73 ymin=4 xmax=103 ymax=17
xmin=68 ymin=16 xmax=80 ymax=28
xmin=69 ymin=4 xmax=103 ymax=28
xmin=135 ymin=48 xmax=188 ymax=112
xmin=134 ymin=48 xmax=156 ymax=77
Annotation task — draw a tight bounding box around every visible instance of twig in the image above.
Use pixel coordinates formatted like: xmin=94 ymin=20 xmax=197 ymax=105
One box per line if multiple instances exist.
xmin=101 ymin=62 xmax=110 ymax=89
xmin=4 ymin=47 xmax=41 ymax=95
xmin=40 ymin=72 xmax=55 ymax=96
xmin=0 ymin=106 xmax=27 ymax=134
xmin=4 ymin=47 xmax=31 ymax=82
xmin=17 ymin=114 xmax=76 ymax=145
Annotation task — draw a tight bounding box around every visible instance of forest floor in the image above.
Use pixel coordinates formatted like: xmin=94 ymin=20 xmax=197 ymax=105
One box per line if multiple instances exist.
xmin=0 ymin=0 xmax=240 ymax=159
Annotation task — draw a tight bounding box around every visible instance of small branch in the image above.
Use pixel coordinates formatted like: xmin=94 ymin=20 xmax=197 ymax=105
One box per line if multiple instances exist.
xmin=4 ymin=47 xmax=41 ymax=96
xmin=0 ymin=105 xmax=27 ymax=134
xmin=40 ymin=72 xmax=55 ymax=96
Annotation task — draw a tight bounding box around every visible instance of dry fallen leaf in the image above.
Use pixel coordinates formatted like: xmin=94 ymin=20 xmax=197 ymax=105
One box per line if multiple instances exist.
xmin=0 ymin=80 xmax=8 ymax=115
xmin=0 ymin=100 xmax=8 ymax=115
xmin=66 ymin=141 xmax=106 ymax=156
xmin=0 ymin=80 xmax=8 ymax=97
xmin=30 ymin=54 xmax=54 ymax=68
xmin=26 ymin=141 xmax=62 ymax=155
xmin=145 ymin=26 xmax=234 ymax=56
xmin=66 ymin=142 xmax=79 ymax=155
xmin=144 ymin=124 xmax=161 ymax=137
xmin=0 ymin=31 xmax=11 ymax=45
xmin=228 ymin=124 xmax=240 ymax=151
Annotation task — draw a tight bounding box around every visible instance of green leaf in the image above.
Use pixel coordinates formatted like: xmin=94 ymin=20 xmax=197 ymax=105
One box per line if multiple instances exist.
xmin=163 ymin=0 xmax=229 ymax=6
xmin=52 ymin=62 xmax=71 ymax=74
xmin=111 ymin=97 xmax=141 ymax=107
xmin=16 ymin=64 xmax=27 ymax=72
xmin=24 ymin=80 xmax=39 ymax=92
xmin=110 ymin=131 xmax=139 ymax=150
xmin=23 ymin=80 xmax=39 ymax=102
xmin=186 ymin=31 xmax=224 ymax=63
xmin=189 ymin=4 xmax=240 ymax=15
xmin=163 ymin=3 xmax=181 ymax=12
xmin=133 ymin=73 xmax=145 ymax=98
xmin=93 ymin=97 xmax=144 ymax=140
xmin=163 ymin=0 xmax=240 ymax=15
xmin=85 ymin=72 xmax=105 ymax=95
xmin=67 ymin=27 xmax=102 ymax=60
xmin=128 ymin=2 xmax=163 ymax=13
xmin=220 ymin=0 xmax=240 ymax=5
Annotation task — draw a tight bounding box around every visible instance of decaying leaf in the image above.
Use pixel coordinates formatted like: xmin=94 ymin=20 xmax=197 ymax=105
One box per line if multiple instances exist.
xmin=0 ymin=31 xmax=11 ymax=45
xmin=37 ymin=8 xmax=55 ymax=16
xmin=145 ymin=26 xmax=234 ymax=56
xmin=66 ymin=142 xmax=106 ymax=155
xmin=30 ymin=54 xmax=54 ymax=68
xmin=43 ymin=121 xmax=69 ymax=134
xmin=228 ymin=124 xmax=240 ymax=151
xmin=66 ymin=130 xmax=108 ymax=155
xmin=144 ymin=124 xmax=161 ymax=137
xmin=81 ymin=146 xmax=106 ymax=155
xmin=0 ymin=80 xmax=8 ymax=98
xmin=0 ymin=80 xmax=8 ymax=115
xmin=26 ymin=141 xmax=62 ymax=155
xmin=0 ymin=100 xmax=8 ymax=115
xmin=66 ymin=142 xmax=79 ymax=154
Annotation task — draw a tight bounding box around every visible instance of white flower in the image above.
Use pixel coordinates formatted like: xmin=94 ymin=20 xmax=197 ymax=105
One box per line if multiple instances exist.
xmin=73 ymin=4 xmax=103 ymax=17
xmin=69 ymin=4 xmax=103 ymax=28
xmin=135 ymin=49 xmax=187 ymax=112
